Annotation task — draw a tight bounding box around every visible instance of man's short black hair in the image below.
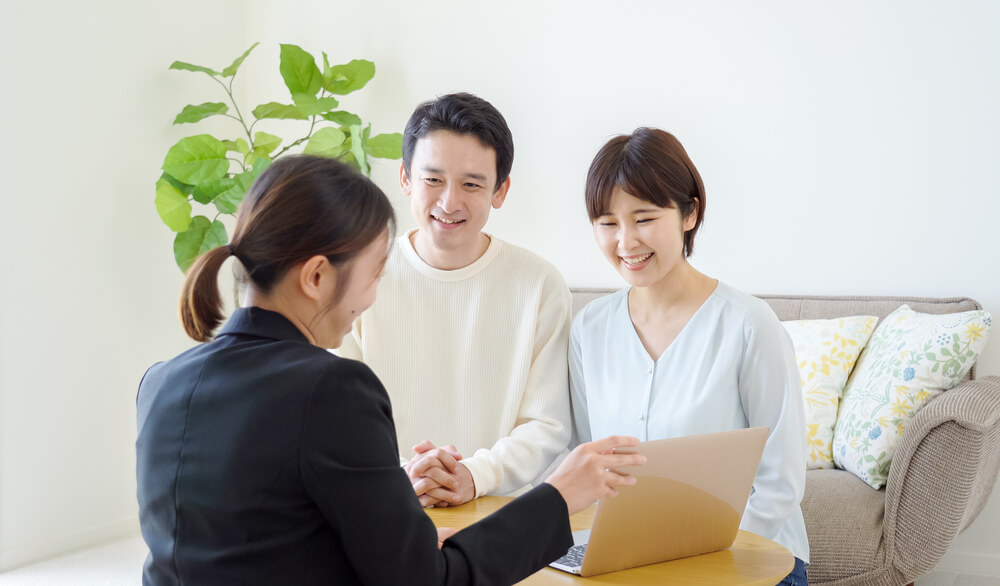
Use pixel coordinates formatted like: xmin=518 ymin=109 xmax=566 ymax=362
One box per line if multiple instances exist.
xmin=401 ymin=92 xmax=514 ymax=191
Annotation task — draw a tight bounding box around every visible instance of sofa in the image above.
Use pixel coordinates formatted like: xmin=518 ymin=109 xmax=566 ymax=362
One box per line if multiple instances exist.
xmin=570 ymin=289 xmax=1000 ymax=586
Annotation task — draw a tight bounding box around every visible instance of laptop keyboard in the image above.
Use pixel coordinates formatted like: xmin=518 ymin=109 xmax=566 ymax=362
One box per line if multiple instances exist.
xmin=553 ymin=543 xmax=588 ymax=568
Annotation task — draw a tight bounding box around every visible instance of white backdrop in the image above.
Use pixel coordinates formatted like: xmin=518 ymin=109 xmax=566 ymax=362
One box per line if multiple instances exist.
xmin=1 ymin=0 xmax=998 ymax=574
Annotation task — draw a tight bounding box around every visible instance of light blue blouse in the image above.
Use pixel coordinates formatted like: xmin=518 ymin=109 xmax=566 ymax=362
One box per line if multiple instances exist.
xmin=569 ymin=282 xmax=810 ymax=563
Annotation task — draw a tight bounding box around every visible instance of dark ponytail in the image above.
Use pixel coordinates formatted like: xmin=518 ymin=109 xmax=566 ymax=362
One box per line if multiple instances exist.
xmin=178 ymin=155 xmax=396 ymax=342
xmin=180 ymin=245 xmax=233 ymax=342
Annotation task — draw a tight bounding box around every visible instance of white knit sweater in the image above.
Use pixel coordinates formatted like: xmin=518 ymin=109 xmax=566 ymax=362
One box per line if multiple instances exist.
xmin=337 ymin=230 xmax=573 ymax=497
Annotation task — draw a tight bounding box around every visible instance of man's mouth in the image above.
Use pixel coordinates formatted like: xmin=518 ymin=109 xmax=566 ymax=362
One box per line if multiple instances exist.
xmin=432 ymin=214 xmax=464 ymax=225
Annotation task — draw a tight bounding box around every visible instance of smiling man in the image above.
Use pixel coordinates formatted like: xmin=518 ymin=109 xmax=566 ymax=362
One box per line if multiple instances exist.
xmin=337 ymin=93 xmax=572 ymax=507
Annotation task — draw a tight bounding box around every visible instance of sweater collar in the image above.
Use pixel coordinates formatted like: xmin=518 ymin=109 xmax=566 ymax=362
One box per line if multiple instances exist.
xmin=398 ymin=228 xmax=504 ymax=282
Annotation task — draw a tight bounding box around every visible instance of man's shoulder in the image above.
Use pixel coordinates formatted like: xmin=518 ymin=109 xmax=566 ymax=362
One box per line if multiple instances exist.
xmin=490 ymin=238 xmax=566 ymax=283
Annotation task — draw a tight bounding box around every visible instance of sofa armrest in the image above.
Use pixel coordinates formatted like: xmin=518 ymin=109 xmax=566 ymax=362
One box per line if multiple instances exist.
xmin=882 ymin=375 xmax=1000 ymax=579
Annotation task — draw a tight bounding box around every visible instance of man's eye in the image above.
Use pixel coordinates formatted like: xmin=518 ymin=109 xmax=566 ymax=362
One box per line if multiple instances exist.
xmin=598 ymin=221 xmax=617 ymax=227
xmin=464 ymin=182 xmax=481 ymax=189
xmin=424 ymin=177 xmax=441 ymax=184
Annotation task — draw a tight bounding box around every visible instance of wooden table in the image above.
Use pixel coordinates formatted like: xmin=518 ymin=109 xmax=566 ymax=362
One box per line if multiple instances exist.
xmin=426 ymin=496 xmax=794 ymax=585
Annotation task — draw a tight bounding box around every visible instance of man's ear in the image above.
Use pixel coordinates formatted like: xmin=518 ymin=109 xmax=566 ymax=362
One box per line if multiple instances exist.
xmin=491 ymin=176 xmax=511 ymax=210
xmin=399 ymin=162 xmax=412 ymax=197
xmin=298 ymin=255 xmax=335 ymax=303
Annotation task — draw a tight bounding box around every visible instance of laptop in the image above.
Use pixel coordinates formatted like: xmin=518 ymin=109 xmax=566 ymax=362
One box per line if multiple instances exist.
xmin=549 ymin=426 xmax=768 ymax=577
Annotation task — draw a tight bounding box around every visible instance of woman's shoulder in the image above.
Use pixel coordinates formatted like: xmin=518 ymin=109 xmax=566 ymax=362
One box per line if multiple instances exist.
xmin=712 ymin=282 xmax=778 ymax=320
xmin=710 ymin=282 xmax=786 ymax=344
xmin=571 ymin=288 xmax=628 ymax=332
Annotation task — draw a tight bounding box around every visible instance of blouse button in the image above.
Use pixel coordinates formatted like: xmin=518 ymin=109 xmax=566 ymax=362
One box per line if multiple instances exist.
xmin=638 ymin=413 xmax=645 ymax=421
xmin=646 ymin=367 xmax=653 ymax=375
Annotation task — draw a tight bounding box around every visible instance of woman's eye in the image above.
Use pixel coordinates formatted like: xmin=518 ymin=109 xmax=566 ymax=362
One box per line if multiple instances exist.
xmin=636 ymin=218 xmax=654 ymax=224
xmin=598 ymin=222 xmax=617 ymax=227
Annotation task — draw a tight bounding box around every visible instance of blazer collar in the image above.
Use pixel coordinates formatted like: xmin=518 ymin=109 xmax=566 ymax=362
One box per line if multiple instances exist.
xmin=216 ymin=307 xmax=311 ymax=344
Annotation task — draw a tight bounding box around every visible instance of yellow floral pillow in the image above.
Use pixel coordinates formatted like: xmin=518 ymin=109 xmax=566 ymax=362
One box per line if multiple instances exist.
xmin=782 ymin=316 xmax=878 ymax=470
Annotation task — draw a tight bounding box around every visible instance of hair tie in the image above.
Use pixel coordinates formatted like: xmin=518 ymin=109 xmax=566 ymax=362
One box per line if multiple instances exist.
xmin=227 ymin=244 xmax=236 ymax=256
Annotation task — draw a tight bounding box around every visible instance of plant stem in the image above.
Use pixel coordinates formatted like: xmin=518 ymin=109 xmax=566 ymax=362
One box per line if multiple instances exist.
xmin=211 ymin=75 xmax=254 ymax=145
xmin=272 ymin=94 xmax=322 ymax=158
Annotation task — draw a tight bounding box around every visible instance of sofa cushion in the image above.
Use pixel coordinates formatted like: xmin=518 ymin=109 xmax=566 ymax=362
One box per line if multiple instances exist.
xmin=833 ymin=305 xmax=992 ymax=488
xmin=801 ymin=469 xmax=887 ymax=583
xmin=783 ymin=316 xmax=878 ymax=469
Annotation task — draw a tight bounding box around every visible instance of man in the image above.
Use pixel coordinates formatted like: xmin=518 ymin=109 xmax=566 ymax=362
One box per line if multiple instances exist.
xmin=337 ymin=93 xmax=572 ymax=507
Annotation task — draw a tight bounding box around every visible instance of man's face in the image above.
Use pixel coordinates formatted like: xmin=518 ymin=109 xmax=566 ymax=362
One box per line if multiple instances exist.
xmin=401 ymin=130 xmax=509 ymax=269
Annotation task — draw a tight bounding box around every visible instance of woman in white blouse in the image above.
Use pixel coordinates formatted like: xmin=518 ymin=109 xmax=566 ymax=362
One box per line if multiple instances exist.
xmin=569 ymin=128 xmax=810 ymax=585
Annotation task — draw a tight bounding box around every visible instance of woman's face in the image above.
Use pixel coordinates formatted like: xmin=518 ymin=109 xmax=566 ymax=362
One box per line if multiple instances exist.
xmin=592 ymin=188 xmax=696 ymax=289
xmin=319 ymin=229 xmax=390 ymax=348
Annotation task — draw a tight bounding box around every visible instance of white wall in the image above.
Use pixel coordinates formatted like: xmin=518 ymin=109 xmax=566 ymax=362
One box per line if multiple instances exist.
xmin=247 ymin=0 xmax=1000 ymax=574
xmin=2 ymin=0 xmax=998 ymax=576
xmin=0 ymin=0 xmax=244 ymax=570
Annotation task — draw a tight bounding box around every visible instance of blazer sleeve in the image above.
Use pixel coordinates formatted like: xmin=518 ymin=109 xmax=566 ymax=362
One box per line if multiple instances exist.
xmin=300 ymin=358 xmax=573 ymax=585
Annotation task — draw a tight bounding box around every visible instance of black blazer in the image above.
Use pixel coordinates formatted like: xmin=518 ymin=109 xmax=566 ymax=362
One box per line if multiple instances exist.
xmin=136 ymin=307 xmax=572 ymax=585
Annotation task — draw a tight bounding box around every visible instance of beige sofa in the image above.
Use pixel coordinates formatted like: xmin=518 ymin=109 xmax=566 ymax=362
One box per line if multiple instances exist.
xmin=570 ymin=289 xmax=1000 ymax=585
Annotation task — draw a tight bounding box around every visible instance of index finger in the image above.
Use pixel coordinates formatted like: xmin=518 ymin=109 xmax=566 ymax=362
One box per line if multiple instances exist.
xmin=586 ymin=435 xmax=640 ymax=454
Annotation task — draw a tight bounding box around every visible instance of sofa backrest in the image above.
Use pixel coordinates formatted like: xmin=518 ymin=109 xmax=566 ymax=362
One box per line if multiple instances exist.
xmin=570 ymin=288 xmax=983 ymax=380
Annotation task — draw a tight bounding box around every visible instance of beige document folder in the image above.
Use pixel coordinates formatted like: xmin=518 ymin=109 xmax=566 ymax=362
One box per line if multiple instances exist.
xmin=550 ymin=426 xmax=768 ymax=577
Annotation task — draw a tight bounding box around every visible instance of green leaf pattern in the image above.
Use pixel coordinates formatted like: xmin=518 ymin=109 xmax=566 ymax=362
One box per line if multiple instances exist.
xmin=832 ymin=305 xmax=992 ymax=488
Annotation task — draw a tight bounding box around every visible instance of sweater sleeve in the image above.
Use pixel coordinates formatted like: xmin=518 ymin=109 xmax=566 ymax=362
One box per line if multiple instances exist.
xmin=300 ymin=358 xmax=573 ymax=585
xmin=736 ymin=305 xmax=808 ymax=550
xmin=459 ymin=274 xmax=574 ymax=497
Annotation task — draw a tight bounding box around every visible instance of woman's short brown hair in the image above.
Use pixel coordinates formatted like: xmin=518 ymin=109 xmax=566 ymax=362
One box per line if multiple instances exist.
xmin=584 ymin=127 xmax=706 ymax=257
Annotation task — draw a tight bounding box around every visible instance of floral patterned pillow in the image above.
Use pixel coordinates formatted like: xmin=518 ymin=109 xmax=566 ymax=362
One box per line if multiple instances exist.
xmin=783 ymin=316 xmax=878 ymax=470
xmin=833 ymin=305 xmax=992 ymax=488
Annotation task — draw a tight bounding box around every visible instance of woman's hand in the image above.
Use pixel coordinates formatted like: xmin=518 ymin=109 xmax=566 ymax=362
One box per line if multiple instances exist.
xmin=544 ymin=435 xmax=645 ymax=515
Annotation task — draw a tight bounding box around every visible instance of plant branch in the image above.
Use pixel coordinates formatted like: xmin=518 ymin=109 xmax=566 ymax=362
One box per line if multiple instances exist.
xmin=211 ymin=74 xmax=254 ymax=145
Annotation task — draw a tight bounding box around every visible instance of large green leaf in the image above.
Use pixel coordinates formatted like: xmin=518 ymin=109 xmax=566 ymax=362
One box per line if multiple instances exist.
xmin=155 ymin=177 xmax=192 ymax=232
xmin=173 ymin=102 xmax=229 ymax=124
xmin=161 ymin=172 xmax=194 ymax=195
xmin=322 ymin=110 xmax=362 ymax=127
xmin=303 ymin=127 xmax=347 ymax=157
xmin=169 ymin=61 xmax=220 ymax=76
xmin=192 ymin=177 xmax=235 ymax=205
xmin=252 ymin=102 xmax=307 ymax=120
xmin=292 ymin=94 xmax=340 ymax=116
xmin=253 ymin=131 xmax=282 ymax=155
xmin=365 ymin=133 xmax=403 ymax=159
xmin=212 ymin=170 xmax=255 ymax=214
xmin=279 ymin=44 xmax=322 ymax=97
xmin=162 ymin=134 xmax=229 ymax=185
xmin=222 ymin=42 xmax=259 ymax=77
xmin=325 ymin=59 xmax=375 ymax=95
xmin=349 ymin=124 xmax=370 ymax=177
xmin=174 ymin=216 xmax=228 ymax=272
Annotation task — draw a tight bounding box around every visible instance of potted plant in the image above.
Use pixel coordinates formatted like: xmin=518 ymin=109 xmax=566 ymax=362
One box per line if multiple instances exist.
xmin=154 ymin=42 xmax=402 ymax=271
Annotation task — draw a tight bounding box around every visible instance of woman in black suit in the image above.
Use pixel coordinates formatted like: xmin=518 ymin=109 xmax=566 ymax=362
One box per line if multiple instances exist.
xmin=136 ymin=155 xmax=643 ymax=585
